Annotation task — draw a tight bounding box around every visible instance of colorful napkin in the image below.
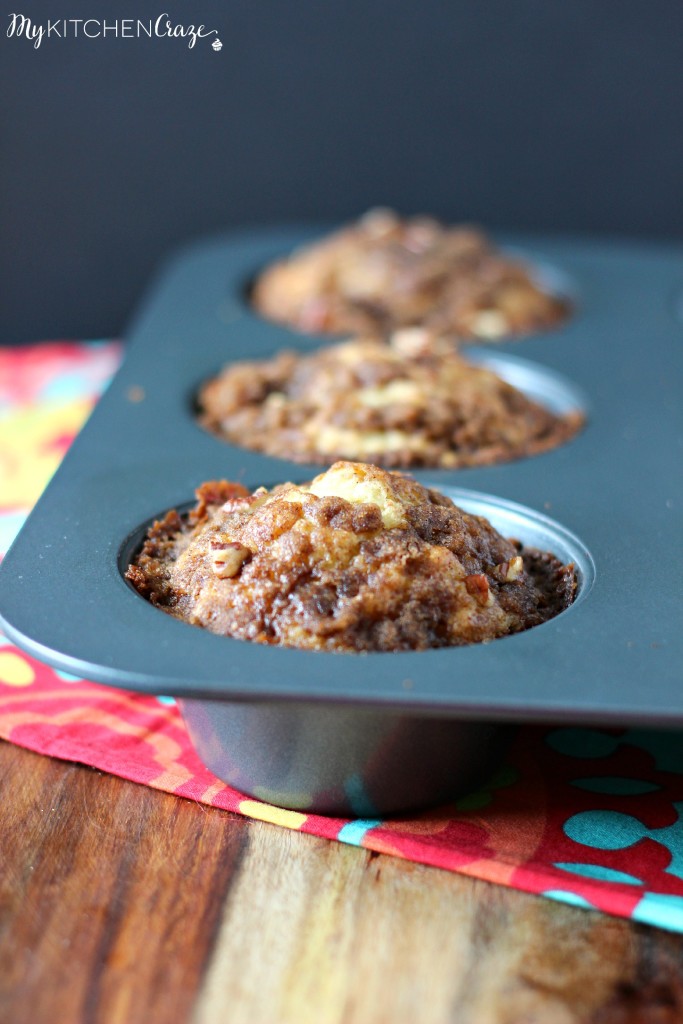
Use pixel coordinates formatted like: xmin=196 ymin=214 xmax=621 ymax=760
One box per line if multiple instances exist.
xmin=2 ymin=342 xmax=683 ymax=933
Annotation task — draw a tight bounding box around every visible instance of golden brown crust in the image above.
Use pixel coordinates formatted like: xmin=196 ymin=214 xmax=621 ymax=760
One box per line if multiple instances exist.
xmin=252 ymin=209 xmax=568 ymax=341
xmin=126 ymin=462 xmax=576 ymax=652
xmin=198 ymin=333 xmax=583 ymax=469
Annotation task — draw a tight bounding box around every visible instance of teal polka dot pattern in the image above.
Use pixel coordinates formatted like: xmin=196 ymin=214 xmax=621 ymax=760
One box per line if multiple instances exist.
xmin=546 ymin=727 xmax=619 ymax=760
xmin=54 ymin=669 xmax=82 ymax=683
xmin=338 ymin=820 xmax=383 ymax=847
xmin=547 ymin=727 xmax=683 ymax=775
xmin=564 ymin=804 xmax=683 ymax=880
xmin=542 ymin=891 xmax=597 ymax=910
xmin=554 ymin=863 xmax=643 ymax=886
xmin=632 ymin=893 xmax=683 ymax=930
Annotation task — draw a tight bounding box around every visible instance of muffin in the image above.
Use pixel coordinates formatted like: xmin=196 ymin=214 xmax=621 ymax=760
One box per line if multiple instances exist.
xmin=126 ymin=462 xmax=576 ymax=652
xmin=198 ymin=331 xmax=583 ymax=469
xmin=252 ymin=209 xmax=568 ymax=340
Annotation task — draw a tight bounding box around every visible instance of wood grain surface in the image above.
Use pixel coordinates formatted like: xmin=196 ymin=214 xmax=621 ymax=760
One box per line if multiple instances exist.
xmin=1 ymin=740 xmax=683 ymax=1024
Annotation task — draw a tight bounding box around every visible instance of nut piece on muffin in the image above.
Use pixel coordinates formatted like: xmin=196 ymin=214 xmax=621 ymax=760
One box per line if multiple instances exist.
xmin=198 ymin=331 xmax=583 ymax=469
xmin=126 ymin=462 xmax=576 ymax=652
xmin=252 ymin=209 xmax=568 ymax=341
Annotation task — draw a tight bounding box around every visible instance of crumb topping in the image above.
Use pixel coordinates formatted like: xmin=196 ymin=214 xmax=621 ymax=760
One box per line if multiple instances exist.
xmin=251 ymin=209 xmax=568 ymax=340
xmin=199 ymin=333 xmax=583 ymax=469
xmin=126 ymin=462 xmax=576 ymax=652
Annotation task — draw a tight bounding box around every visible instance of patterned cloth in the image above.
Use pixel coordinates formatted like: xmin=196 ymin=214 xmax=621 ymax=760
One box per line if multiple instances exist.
xmin=1 ymin=342 xmax=682 ymax=932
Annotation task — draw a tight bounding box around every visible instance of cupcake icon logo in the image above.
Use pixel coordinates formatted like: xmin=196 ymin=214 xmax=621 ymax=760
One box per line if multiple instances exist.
xmin=212 ymin=37 xmax=222 ymax=51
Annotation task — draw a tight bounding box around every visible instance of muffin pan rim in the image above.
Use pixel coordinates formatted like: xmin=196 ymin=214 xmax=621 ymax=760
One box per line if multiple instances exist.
xmin=0 ymin=226 xmax=681 ymax=728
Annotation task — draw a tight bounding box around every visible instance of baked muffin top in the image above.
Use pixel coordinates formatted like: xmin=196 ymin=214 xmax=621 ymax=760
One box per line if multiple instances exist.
xmin=198 ymin=331 xmax=583 ymax=469
xmin=126 ymin=462 xmax=576 ymax=652
xmin=252 ymin=209 xmax=568 ymax=341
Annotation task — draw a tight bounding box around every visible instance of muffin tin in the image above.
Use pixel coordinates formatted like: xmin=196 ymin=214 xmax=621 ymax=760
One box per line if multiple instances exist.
xmin=1 ymin=226 xmax=681 ymax=815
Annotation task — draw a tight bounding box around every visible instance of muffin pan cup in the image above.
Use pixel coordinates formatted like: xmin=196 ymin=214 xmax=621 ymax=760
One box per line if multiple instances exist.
xmin=1 ymin=227 xmax=681 ymax=815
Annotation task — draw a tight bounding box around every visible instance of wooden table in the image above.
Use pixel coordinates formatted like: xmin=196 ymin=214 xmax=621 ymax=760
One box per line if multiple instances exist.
xmin=2 ymin=740 xmax=683 ymax=1024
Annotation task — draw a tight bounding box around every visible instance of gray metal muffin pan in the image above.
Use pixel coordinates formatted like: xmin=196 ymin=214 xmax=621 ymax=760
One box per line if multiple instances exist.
xmin=1 ymin=226 xmax=681 ymax=815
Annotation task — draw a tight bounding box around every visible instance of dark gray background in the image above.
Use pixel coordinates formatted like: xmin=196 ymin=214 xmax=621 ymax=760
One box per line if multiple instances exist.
xmin=2 ymin=0 xmax=682 ymax=344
